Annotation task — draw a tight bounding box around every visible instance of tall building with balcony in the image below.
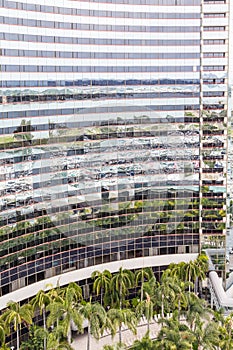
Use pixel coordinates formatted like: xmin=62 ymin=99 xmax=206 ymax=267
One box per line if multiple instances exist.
xmin=0 ymin=0 xmax=229 ymax=306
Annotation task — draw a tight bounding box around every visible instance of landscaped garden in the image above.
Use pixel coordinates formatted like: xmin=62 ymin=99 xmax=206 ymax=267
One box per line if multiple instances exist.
xmin=0 ymin=253 xmax=231 ymax=350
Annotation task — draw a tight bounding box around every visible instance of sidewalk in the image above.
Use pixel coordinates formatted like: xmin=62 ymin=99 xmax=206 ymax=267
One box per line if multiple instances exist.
xmin=72 ymin=319 xmax=161 ymax=349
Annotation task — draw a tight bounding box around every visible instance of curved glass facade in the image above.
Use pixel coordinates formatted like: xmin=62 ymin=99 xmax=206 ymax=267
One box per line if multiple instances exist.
xmin=0 ymin=0 xmax=228 ymax=296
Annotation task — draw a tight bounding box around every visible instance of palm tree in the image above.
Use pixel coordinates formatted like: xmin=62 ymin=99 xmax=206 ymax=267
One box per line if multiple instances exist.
xmin=135 ymin=267 xmax=154 ymax=302
xmin=218 ymin=313 xmax=233 ymax=350
xmin=61 ymin=282 xmax=83 ymax=302
xmin=46 ymin=325 xmax=75 ymax=350
xmin=47 ymin=286 xmax=83 ymax=344
xmin=20 ymin=325 xmax=45 ymax=350
xmin=136 ymin=292 xmax=154 ymax=332
xmin=47 ymin=282 xmax=64 ymax=304
xmin=107 ymin=308 xmax=137 ymax=344
xmin=196 ymin=253 xmax=209 ymax=275
xmin=130 ymin=332 xmax=156 ymax=350
xmin=170 ymin=279 xmax=191 ymax=320
xmin=156 ymin=312 xmax=195 ymax=350
xmin=110 ymin=268 xmax=134 ymax=309
xmin=103 ymin=343 xmax=126 ymax=350
xmin=185 ymin=293 xmax=211 ymax=331
xmin=194 ymin=254 xmax=209 ymax=294
xmin=162 ymin=262 xmax=185 ymax=281
xmin=0 ymin=345 xmax=11 ymax=350
xmin=2 ymin=301 xmax=33 ymax=350
xmin=91 ymin=270 xmax=112 ymax=306
xmin=78 ymin=300 xmax=106 ymax=350
xmin=0 ymin=319 xmax=8 ymax=349
xmin=192 ymin=317 xmax=220 ymax=350
xmin=31 ymin=290 xmax=51 ymax=350
xmin=182 ymin=260 xmax=199 ymax=292
xmin=156 ymin=276 xmax=176 ymax=318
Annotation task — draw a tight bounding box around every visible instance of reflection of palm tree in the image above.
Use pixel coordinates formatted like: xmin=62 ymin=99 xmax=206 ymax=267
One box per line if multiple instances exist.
xmin=78 ymin=300 xmax=106 ymax=350
xmin=3 ymin=301 xmax=33 ymax=350
xmin=91 ymin=269 xmax=112 ymax=306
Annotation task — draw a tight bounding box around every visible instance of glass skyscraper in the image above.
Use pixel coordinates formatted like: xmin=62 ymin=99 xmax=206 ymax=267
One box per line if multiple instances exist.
xmin=0 ymin=0 xmax=229 ymax=304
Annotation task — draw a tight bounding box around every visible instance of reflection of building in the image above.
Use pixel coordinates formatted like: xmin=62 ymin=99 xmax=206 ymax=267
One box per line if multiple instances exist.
xmin=0 ymin=0 xmax=229 ymax=303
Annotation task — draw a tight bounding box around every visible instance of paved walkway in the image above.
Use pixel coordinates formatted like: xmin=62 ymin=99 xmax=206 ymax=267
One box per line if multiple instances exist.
xmin=72 ymin=320 xmax=161 ymax=350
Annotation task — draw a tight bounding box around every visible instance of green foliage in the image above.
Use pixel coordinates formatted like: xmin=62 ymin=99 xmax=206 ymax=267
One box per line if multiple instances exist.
xmin=20 ymin=326 xmax=44 ymax=350
xmin=0 ymin=262 xmax=227 ymax=350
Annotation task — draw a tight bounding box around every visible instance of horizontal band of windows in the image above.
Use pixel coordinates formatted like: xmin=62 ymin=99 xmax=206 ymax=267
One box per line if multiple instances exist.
xmin=0 ymin=190 xmax=200 ymax=229
xmin=0 ymin=188 xmax=201 ymax=229
xmin=204 ymin=0 xmax=226 ymax=3
xmin=203 ymin=26 xmax=225 ymax=31
xmin=0 ymin=186 xmax=202 ymax=219
xmin=0 ymin=222 xmax=200 ymax=254
xmin=0 ymin=156 xmax=200 ymax=180
xmin=0 ymin=79 xmax=200 ymax=88
xmin=0 ymin=0 xmax=202 ymax=10
xmin=203 ymin=79 xmax=225 ymax=84
xmin=0 ymin=233 xmax=200 ymax=279
xmin=0 ymin=33 xmax=201 ymax=46
xmin=204 ymin=13 xmax=226 ymax=17
xmin=1 ymin=49 xmax=200 ymax=60
xmin=0 ymin=112 xmax=200 ymax=135
xmin=3 ymin=92 xmax=200 ymax=105
xmin=0 ymin=17 xmax=200 ymax=33
xmin=203 ymin=104 xmax=225 ymax=109
xmin=203 ymin=53 xmax=225 ymax=58
xmin=0 ymin=1 xmax=201 ymax=19
xmin=203 ymin=66 xmax=225 ymax=71
xmin=203 ymin=92 xmax=225 ymax=97
xmin=203 ymin=39 xmax=225 ymax=44
xmin=0 ymin=105 xmax=200 ymax=119
xmin=63 ymin=0 xmax=201 ymax=5
xmin=1 ymin=65 xmax=200 ymax=73
xmin=0 ymin=216 xmax=201 ymax=253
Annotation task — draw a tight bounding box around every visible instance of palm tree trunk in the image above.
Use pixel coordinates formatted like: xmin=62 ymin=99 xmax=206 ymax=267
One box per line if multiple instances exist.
xmin=141 ymin=274 xmax=143 ymax=302
xmin=188 ymin=271 xmax=191 ymax=293
xmin=87 ymin=323 xmax=91 ymax=350
xmin=178 ymin=298 xmax=181 ymax=321
xmin=16 ymin=326 xmax=20 ymax=350
xmin=100 ymin=286 xmax=103 ymax=306
xmin=67 ymin=324 xmax=72 ymax=344
xmin=161 ymin=293 xmax=164 ymax=318
xmin=120 ymin=283 xmax=122 ymax=310
xmin=43 ymin=308 xmax=46 ymax=350
xmin=119 ymin=323 xmax=122 ymax=344
xmin=147 ymin=319 xmax=150 ymax=333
